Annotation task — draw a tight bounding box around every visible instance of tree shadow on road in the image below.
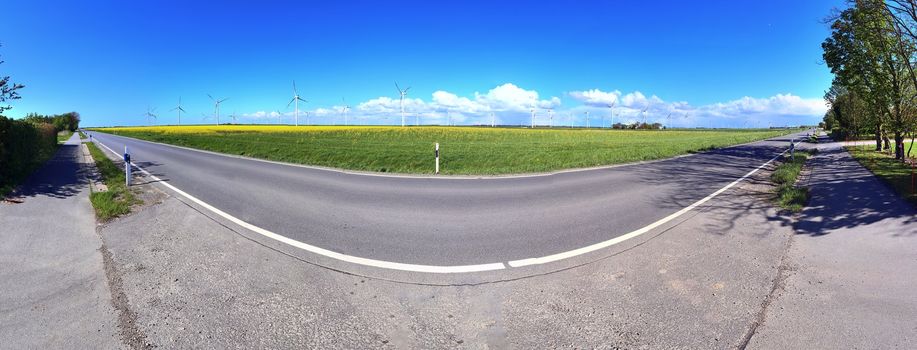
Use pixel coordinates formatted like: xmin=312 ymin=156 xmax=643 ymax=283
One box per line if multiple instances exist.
xmin=7 ymin=144 xmax=85 ymax=200
xmin=794 ymin=145 xmax=917 ymax=237
xmin=626 ymin=142 xmax=795 ymax=236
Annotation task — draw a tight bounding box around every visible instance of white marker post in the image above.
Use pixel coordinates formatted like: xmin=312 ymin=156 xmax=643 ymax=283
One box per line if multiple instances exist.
xmin=790 ymin=139 xmax=795 ymax=160
xmin=435 ymin=143 xmax=440 ymax=174
xmin=124 ymin=146 xmax=132 ymax=187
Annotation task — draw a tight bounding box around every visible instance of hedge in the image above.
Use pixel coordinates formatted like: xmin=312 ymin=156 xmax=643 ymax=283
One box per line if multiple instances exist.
xmin=0 ymin=115 xmax=58 ymax=195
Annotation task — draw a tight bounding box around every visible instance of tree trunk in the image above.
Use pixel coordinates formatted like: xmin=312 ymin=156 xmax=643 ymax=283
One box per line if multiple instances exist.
xmin=908 ymin=132 xmax=915 ymax=158
xmin=876 ymin=124 xmax=883 ymax=151
xmin=895 ymin=132 xmax=904 ymax=160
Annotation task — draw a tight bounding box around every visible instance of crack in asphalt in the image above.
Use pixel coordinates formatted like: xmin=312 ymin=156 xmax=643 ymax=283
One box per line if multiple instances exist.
xmin=99 ymin=241 xmax=152 ymax=350
xmin=737 ymin=230 xmax=796 ymax=349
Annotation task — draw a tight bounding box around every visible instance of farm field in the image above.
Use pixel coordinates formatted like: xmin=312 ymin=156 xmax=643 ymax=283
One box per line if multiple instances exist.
xmin=89 ymin=125 xmax=794 ymax=175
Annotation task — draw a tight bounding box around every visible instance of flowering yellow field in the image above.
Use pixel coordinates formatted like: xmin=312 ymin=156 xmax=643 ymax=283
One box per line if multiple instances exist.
xmin=90 ymin=125 xmax=792 ymax=174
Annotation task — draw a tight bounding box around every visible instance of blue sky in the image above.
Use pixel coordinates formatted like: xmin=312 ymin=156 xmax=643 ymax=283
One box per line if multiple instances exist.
xmin=1 ymin=0 xmax=842 ymax=127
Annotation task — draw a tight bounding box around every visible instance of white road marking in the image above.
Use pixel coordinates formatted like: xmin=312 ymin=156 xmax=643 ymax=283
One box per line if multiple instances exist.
xmin=91 ymin=135 xmax=796 ymax=274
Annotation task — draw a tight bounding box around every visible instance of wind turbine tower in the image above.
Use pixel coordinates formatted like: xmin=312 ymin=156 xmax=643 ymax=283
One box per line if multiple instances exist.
xmin=585 ymin=111 xmax=590 ymax=128
xmin=548 ymin=108 xmax=554 ymax=128
xmin=491 ymin=112 xmax=496 ymax=127
xmin=608 ymin=101 xmax=616 ymax=128
xmin=208 ymin=94 xmax=228 ymax=124
xmin=171 ymin=97 xmax=186 ymax=125
xmin=395 ymin=82 xmax=411 ymax=127
xmin=288 ymin=81 xmax=307 ymax=126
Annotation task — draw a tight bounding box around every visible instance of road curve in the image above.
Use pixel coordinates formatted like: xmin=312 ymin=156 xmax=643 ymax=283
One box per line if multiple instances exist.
xmin=88 ymin=131 xmax=803 ymax=270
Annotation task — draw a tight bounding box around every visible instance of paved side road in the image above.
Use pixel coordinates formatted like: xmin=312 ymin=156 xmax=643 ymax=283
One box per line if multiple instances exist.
xmin=748 ymin=140 xmax=917 ymax=348
xmin=0 ymin=134 xmax=121 ymax=349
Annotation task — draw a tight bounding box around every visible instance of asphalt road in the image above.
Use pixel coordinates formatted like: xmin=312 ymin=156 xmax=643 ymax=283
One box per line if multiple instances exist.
xmin=87 ymin=130 xmax=806 ymax=269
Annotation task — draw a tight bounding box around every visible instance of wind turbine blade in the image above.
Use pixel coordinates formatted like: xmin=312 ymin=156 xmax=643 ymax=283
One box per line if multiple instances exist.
xmin=394 ymin=81 xmax=401 ymax=92
xmin=219 ymin=98 xmax=229 ymax=103
xmin=292 ymin=80 xmax=297 ymax=94
xmin=179 ymin=107 xmax=186 ymax=112
xmin=208 ymin=94 xmax=215 ymax=101
xmin=287 ymin=98 xmax=295 ymax=108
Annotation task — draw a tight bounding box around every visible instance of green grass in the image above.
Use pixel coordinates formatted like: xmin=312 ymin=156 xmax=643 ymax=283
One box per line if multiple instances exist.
xmin=771 ymin=151 xmax=811 ymax=212
xmin=57 ymin=130 xmax=73 ymax=143
xmin=89 ymin=125 xmax=794 ymax=175
xmin=847 ymin=145 xmax=917 ymax=205
xmin=78 ymin=131 xmax=87 ymax=139
xmin=85 ymin=141 xmax=139 ymax=220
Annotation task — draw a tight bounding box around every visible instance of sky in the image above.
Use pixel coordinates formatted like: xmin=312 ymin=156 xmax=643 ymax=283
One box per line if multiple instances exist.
xmin=1 ymin=0 xmax=843 ymax=128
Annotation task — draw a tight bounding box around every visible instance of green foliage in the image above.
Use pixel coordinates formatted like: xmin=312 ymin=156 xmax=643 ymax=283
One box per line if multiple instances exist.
xmin=91 ymin=126 xmax=793 ymax=175
xmin=771 ymin=152 xmax=811 ymax=212
xmin=85 ymin=141 xmax=138 ymax=220
xmin=0 ymin=115 xmax=58 ymax=196
xmin=23 ymin=111 xmax=80 ymax=132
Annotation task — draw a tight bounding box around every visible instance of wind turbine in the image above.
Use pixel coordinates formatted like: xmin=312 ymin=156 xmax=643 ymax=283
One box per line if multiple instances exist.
xmin=201 ymin=113 xmax=210 ymax=123
xmin=491 ymin=112 xmax=496 ymax=127
xmin=170 ymin=97 xmax=186 ymax=125
xmin=531 ymin=108 xmax=536 ymax=128
xmin=585 ymin=111 xmax=590 ymax=128
xmin=208 ymin=94 xmax=228 ymax=124
xmin=145 ymin=106 xmax=158 ymax=126
xmin=395 ymin=82 xmax=411 ymax=127
xmin=641 ymin=106 xmax=649 ymax=126
xmin=340 ymin=98 xmax=350 ymax=125
xmin=288 ymin=80 xmax=307 ymax=126
xmin=665 ymin=113 xmax=672 ymax=129
xmin=548 ymin=108 xmax=554 ymax=128
xmin=608 ymin=100 xmax=616 ymax=128
xmin=229 ymin=111 xmax=238 ymax=124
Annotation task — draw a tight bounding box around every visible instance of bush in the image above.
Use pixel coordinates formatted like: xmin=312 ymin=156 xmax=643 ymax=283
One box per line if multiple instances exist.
xmin=0 ymin=116 xmax=59 ymax=195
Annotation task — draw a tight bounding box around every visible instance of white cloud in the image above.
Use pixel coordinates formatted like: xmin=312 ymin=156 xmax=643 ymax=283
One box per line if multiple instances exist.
xmin=236 ymin=85 xmax=826 ymax=127
xmin=568 ymin=88 xmax=825 ymax=127
xmin=568 ymin=89 xmax=620 ymax=106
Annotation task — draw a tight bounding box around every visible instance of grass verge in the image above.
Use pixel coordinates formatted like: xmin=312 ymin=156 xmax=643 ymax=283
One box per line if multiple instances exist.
xmin=79 ymin=130 xmax=87 ymax=139
xmin=89 ymin=125 xmax=795 ymax=175
xmin=57 ymin=130 xmax=74 ymax=143
xmin=847 ymin=146 xmax=917 ymax=205
xmin=85 ymin=141 xmax=139 ymax=220
xmin=771 ymin=151 xmax=812 ymax=212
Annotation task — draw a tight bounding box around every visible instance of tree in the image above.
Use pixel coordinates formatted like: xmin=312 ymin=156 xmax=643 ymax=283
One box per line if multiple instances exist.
xmin=823 ymin=1 xmax=915 ymax=157
xmin=0 ymin=43 xmax=24 ymax=115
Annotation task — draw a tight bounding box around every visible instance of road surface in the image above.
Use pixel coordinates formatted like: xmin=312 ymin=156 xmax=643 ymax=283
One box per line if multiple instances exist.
xmin=87 ymin=130 xmax=805 ymax=275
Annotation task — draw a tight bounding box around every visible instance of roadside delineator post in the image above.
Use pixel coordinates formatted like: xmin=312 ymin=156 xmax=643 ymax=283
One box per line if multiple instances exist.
xmin=124 ymin=146 xmax=132 ymax=187
xmin=435 ymin=143 xmax=440 ymax=174
xmin=790 ymin=139 xmax=795 ymax=160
